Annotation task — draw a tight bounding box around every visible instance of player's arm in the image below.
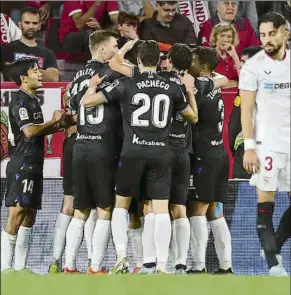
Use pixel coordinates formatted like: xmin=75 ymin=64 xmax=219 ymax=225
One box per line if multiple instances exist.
xmin=174 ymin=85 xmax=198 ymax=124
xmin=180 ymin=74 xmax=198 ymax=123
xmin=109 ymin=39 xmax=139 ymax=77
xmin=212 ymin=72 xmax=229 ymax=89
xmin=83 ymin=76 xmax=124 ymax=107
xmin=22 ymin=111 xmax=65 ymax=138
xmin=239 ymin=64 xmax=259 ymax=173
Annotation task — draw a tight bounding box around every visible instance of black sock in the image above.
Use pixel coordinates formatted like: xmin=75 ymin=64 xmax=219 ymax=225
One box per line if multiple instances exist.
xmin=257 ymin=202 xmax=278 ymax=269
xmin=275 ymin=206 xmax=291 ymax=253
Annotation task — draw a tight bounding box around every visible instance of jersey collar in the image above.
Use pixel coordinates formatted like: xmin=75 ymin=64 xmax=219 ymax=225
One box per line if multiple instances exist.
xmin=265 ymin=49 xmax=287 ymax=61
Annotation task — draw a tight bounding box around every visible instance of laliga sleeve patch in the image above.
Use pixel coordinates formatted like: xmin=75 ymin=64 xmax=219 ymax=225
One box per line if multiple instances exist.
xmin=234 ymin=96 xmax=241 ymax=107
xmin=19 ymin=107 xmax=29 ymax=120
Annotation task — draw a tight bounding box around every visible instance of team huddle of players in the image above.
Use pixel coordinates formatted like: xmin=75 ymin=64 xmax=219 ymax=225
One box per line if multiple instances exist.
xmin=1 ymin=12 xmax=290 ymax=277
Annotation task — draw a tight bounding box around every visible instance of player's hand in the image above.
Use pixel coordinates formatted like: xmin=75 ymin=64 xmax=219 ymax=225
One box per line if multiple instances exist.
xmin=52 ymin=110 xmax=65 ymax=123
xmin=89 ymin=74 xmax=106 ymax=88
xmin=243 ymin=150 xmax=259 ymax=174
xmin=86 ymin=18 xmax=101 ymax=30
xmin=122 ymin=38 xmax=139 ymax=53
xmin=180 ymin=73 xmax=195 ymax=93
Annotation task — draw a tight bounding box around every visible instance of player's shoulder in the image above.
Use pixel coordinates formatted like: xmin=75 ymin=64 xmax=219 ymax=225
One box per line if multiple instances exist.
xmin=195 ymin=76 xmax=214 ymax=89
xmin=243 ymin=50 xmax=266 ymax=69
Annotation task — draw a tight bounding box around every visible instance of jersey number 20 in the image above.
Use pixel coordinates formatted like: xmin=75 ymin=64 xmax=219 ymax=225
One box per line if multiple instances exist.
xmin=131 ymin=93 xmax=170 ymax=128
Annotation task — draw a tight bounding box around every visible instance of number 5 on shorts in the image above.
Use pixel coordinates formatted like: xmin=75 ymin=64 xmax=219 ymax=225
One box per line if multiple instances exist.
xmin=22 ymin=179 xmax=34 ymax=194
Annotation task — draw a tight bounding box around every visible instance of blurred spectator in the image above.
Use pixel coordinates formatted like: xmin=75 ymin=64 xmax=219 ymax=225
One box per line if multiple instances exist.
xmin=27 ymin=1 xmax=50 ymax=26
xmin=0 ymin=13 xmax=21 ymax=45
xmin=59 ymin=1 xmax=119 ymax=59
xmin=198 ymin=0 xmax=260 ymax=56
xmin=116 ymin=12 xmax=139 ymax=48
xmin=228 ymin=46 xmax=262 ymax=179
xmin=208 ymin=1 xmax=259 ymax=34
xmin=119 ymin=0 xmax=155 ymax=20
xmin=1 ymin=6 xmax=59 ymax=82
xmin=210 ymin=23 xmax=240 ymax=89
xmin=139 ymin=1 xmax=196 ymax=47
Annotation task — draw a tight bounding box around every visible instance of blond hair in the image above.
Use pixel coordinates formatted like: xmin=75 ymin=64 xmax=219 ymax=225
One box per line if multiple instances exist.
xmin=210 ymin=23 xmax=239 ymax=47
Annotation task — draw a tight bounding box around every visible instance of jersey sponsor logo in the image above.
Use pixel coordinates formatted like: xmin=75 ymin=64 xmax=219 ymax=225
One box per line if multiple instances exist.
xmin=19 ymin=107 xmax=29 ymax=120
xmin=264 ymin=70 xmax=271 ymax=75
xmin=76 ymin=133 xmax=102 ymax=140
xmin=264 ymin=82 xmax=291 ymax=90
xmin=211 ymin=139 xmax=223 ymax=146
xmin=132 ymin=134 xmax=165 ymax=147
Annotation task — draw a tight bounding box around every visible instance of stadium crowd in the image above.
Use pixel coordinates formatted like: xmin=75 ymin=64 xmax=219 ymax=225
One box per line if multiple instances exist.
xmin=0 ymin=1 xmax=290 ymax=277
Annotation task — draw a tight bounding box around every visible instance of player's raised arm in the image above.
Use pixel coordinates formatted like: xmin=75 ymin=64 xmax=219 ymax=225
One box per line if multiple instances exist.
xmin=109 ymin=39 xmax=139 ymax=77
xmin=180 ymin=73 xmax=198 ymax=123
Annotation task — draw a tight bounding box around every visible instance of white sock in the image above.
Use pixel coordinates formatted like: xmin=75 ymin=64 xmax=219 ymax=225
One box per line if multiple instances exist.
xmin=130 ymin=227 xmax=143 ymax=267
xmin=84 ymin=209 xmax=97 ymax=261
xmin=65 ymin=218 xmax=85 ymax=270
xmin=210 ymin=217 xmax=232 ymax=270
xmin=1 ymin=230 xmax=17 ymax=271
xmin=111 ymin=208 xmax=128 ymax=262
xmin=174 ymin=218 xmax=190 ymax=266
xmin=142 ymin=213 xmax=156 ymax=264
xmin=52 ymin=213 xmax=72 ymax=262
xmin=14 ymin=226 xmax=32 ymax=271
xmin=154 ymin=214 xmax=171 ymax=270
xmin=190 ymin=216 xmax=208 ymax=271
xmin=169 ymin=221 xmax=176 ymax=267
xmin=91 ymin=219 xmax=111 ymax=271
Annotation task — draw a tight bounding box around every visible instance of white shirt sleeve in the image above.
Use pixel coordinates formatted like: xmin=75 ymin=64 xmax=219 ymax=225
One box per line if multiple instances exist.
xmin=238 ymin=62 xmax=258 ymax=92
xmin=8 ymin=18 xmax=22 ymax=42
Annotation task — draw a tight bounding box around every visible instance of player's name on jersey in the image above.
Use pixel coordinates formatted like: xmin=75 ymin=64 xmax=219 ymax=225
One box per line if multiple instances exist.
xmin=132 ymin=134 xmax=165 ymax=146
xmin=207 ymin=88 xmax=221 ymax=100
xmin=72 ymin=68 xmax=96 ymax=83
xmin=137 ymin=80 xmax=170 ymax=90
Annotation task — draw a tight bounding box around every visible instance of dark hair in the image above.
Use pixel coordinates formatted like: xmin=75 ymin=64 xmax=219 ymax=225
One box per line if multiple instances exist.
xmin=258 ymin=12 xmax=287 ymax=30
xmin=168 ymin=43 xmax=192 ymax=71
xmin=125 ymin=40 xmax=145 ymax=65
xmin=8 ymin=58 xmax=39 ymax=86
xmin=89 ymin=30 xmax=118 ymax=49
xmin=192 ymin=46 xmax=220 ymax=72
xmin=156 ymin=1 xmax=177 ymax=6
xmin=137 ymin=40 xmax=160 ymax=67
xmin=20 ymin=6 xmax=40 ymax=20
xmin=118 ymin=11 xmax=139 ymax=26
xmin=241 ymin=46 xmax=262 ymax=58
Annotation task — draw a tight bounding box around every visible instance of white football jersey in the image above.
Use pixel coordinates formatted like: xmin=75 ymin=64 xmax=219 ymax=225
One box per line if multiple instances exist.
xmin=239 ymin=49 xmax=291 ymax=154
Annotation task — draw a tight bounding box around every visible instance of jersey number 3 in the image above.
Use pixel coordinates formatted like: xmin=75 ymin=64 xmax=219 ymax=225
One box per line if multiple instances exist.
xmin=131 ymin=93 xmax=170 ymax=128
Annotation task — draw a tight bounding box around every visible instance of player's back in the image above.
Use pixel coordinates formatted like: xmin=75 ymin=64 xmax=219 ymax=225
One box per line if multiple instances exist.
xmin=119 ymin=71 xmax=188 ymax=158
xmin=194 ymin=77 xmax=224 ymax=154
xmin=69 ymin=61 xmax=122 ymax=157
xmin=240 ymin=49 xmax=290 ymax=153
xmin=8 ymin=89 xmax=44 ymax=169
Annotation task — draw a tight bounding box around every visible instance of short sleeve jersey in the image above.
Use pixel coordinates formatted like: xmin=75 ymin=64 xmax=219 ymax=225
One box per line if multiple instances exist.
xmin=239 ymin=49 xmax=290 ymax=153
xmin=101 ymin=71 xmax=189 ymax=159
xmin=194 ymin=77 xmax=224 ymax=154
xmin=8 ymin=89 xmax=44 ymax=171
